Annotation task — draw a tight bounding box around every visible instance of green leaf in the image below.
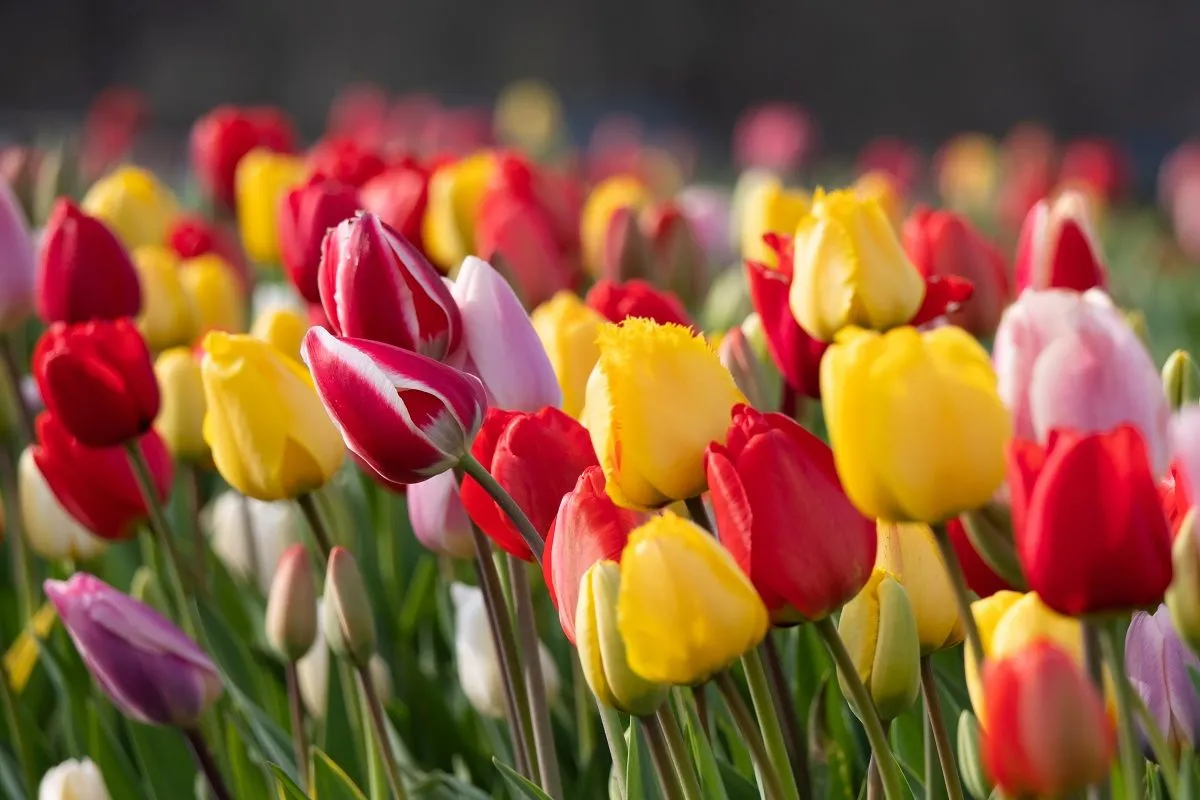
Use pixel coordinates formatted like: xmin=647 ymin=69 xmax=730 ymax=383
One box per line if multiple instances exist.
xmin=626 ymin=718 xmax=662 ymax=800
xmin=674 ymin=687 xmax=729 ymax=800
xmin=493 ymin=757 xmax=553 ymax=799
xmin=225 ymin=716 xmax=270 ymax=799
xmin=126 ymin=721 xmax=196 ymax=800
xmin=86 ymin=700 xmax=143 ymax=800
xmin=318 ymin=660 xmax=366 ymax=787
xmin=716 ymin=759 xmax=761 ymax=800
xmin=267 ymin=762 xmax=312 ymax=800
xmin=0 ymin=746 xmax=28 ymax=800
xmin=310 ymin=748 xmax=369 ymax=800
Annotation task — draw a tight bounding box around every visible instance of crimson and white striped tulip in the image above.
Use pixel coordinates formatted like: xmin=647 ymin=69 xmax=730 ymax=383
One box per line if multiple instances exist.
xmin=302 ymin=326 xmax=487 ymax=485
xmin=318 ymin=212 xmax=463 ymax=361
xmin=1013 ymin=191 xmax=1107 ymax=295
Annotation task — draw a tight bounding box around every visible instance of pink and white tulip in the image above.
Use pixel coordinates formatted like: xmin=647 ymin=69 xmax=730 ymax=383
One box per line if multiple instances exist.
xmin=408 ymin=468 xmax=475 ymax=559
xmin=1013 ymin=191 xmax=1107 ymax=294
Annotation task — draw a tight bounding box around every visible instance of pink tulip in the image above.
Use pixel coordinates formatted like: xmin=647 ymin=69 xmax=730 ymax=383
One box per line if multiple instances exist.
xmin=408 ymin=469 xmax=475 ymax=559
xmin=1013 ymin=191 xmax=1107 ymax=294
xmin=0 ymin=178 xmax=35 ymax=331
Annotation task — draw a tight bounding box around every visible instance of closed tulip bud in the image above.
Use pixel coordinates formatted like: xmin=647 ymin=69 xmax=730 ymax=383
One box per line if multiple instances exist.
xmin=1166 ymin=509 xmax=1200 ymax=653
xmin=452 ymin=256 xmax=562 ymax=411
xmin=1126 ymin=605 xmax=1200 ymax=756
xmin=201 ymin=332 xmax=345 ymax=501
xmin=581 ymin=176 xmax=652 ymax=277
xmin=837 ymin=569 xmax=921 ymax=721
xmin=875 ymin=522 xmax=963 ymax=654
xmin=19 ymin=447 xmax=107 ymax=562
xmin=250 ymin=306 xmax=307 ymax=363
xmin=584 ymin=319 xmax=745 ymax=510
xmin=359 ymin=161 xmax=430 ymax=252
xmin=190 ymin=105 xmax=297 ymax=211
xmin=955 ymin=711 xmax=993 ymax=800
xmin=738 ymin=176 xmax=809 ymax=267
xmin=422 ymin=152 xmax=497 ymax=271
xmin=81 ymin=166 xmax=180 ymax=251
xmin=318 ymin=212 xmax=463 ymax=360
xmin=407 ymin=469 xmax=474 ymax=559
xmin=37 ymin=198 xmax=141 ymax=324
xmin=180 ymin=254 xmax=247 ymax=335
xmin=585 ymin=279 xmax=694 ymax=328
xmin=1013 ymin=191 xmax=1107 ymax=294
xmin=981 ymin=642 xmax=1114 ymax=798
xmin=596 ymin=206 xmax=652 ymax=283
xmin=278 ymin=175 xmax=360 ymax=304
xmin=617 ymin=513 xmax=769 ymax=684
xmin=302 ymin=327 xmax=486 ymax=485
xmin=204 ymin=490 xmax=303 ymax=593
xmin=131 ymin=246 xmax=197 ymax=350
xmin=578 ymin=561 xmax=669 ymax=715
xmin=531 ymin=291 xmax=604 ymax=419
xmin=645 ymin=202 xmax=708 ymax=304
xmin=46 ymin=573 xmax=223 ymax=727
xmin=0 ymin=178 xmax=36 ymax=331
xmin=266 ymin=544 xmax=318 ymax=662
xmin=38 ymin=758 xmax=111 ymax=800
xmin=821 ymin=325 xmax=1011 ymax=523
xmin=718 ymin=326 xmax=776 ymax=410
xmin=153 ymin=348 xmax=208 ymax=464
xmin=1164 ymin=349 xmax=1200 ymax=411
xmin=323 ymin=547 xmax=375 ymax=666
xmin=296 ymin=598 xmax=331 ymax=717
xmin=236 ymin=149 xmax=307 ymax=264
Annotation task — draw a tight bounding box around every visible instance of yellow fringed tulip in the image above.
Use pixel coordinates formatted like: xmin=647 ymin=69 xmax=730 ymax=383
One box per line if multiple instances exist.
xmin=789 ymin=188 xmax=925 ymax=342
xmin=82 ymin=166 xmax=180 ymax=250
xmin=251 ymin=305 xmax=308 ymax=363
xmin=154 ymin=347 xmax=209 ymax=464
xmin=581 ymin=175 xmax=651 ymax=275
xmin=617 ymin=513 xmax=768 ymax=684
xmin=837 ymin=569 xmax=921 ymax=721
xmin=530 ymin=291 xmax=604 ymax=418
xmin=739 ymin=176 xmax=810 ymax=266
xmin=200 ymin=332 xmax=344 ymax=500
xmin=875 ymin=521 xmax=963 ymax=654
xmin=236 ymin=149 xmax=307 ymax=264
xmin=582 ymin=319 xmax=746 ymax=509
xmin=180 ymin=254 xmax=247 ymax=336
xmin=131 ymin=246 xmax=197 ymax=350
xmin=422 ymin=152 xmax=497 ymax=272
xmin=820 ymin=325 xmax=1011 ymax=523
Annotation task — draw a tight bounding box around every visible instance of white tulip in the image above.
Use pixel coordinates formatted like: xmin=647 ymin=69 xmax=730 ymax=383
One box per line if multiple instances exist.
xmin=38 ymin=757 xmax=110 ymax=800
xmin=204 ymin=490 xmax=301 ymax=593
xmin=19 ymin=448 xmax=107 ymax=562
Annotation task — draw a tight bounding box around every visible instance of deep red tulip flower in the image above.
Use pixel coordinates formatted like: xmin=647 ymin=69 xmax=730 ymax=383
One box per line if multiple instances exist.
xmin=33 ymin=413 xmax=173 ymax=540
xmin=1008 ymin=425 xmax=1173 ymax=616
xmin=33 ymin=319 xmax=159 ymax=448
xmin=1060 ymin=137 xmax=1130 ymax=203
xmin=543 ymin=466 xmax=648 ymax=642
xmin=278 ymin=175 xmax=361 ymax=304
xmin=585 ymin=279 xmax=693 ymax=328
xmin=190 ymin=105 xmax=296 ymax=210
xmin=1161 ymin=460 xmax=1193 ymax=539
xmin=307 ymin=136 xmax=386 ymax=188
xmin=37 ymin=199 xmax=141 ymax=324
xmin=706 ymin=404 xmax=876 ymax=623
xmin=360 ymin=159 xmax=430 ymax=254
xmin=946 ymin=517 xmax=1013 ymax=599
xmin=461 ymin=406 xmax=599 ymax=562
xmin=166 ymin=214 xmax=249 ymax=286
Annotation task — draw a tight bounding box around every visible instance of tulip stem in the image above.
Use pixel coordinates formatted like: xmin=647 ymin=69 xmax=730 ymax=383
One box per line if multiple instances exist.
xmin=656 ymin=704 xmax=706 ymax=800
xmin=572 ymin=654 xmax=595 ymax=763
xmin=931 ymin=523 xmax=985 ymax=676
xmin=813 ymin=617 xmax=906 ymax=800
xmin=357 ymin=662 xmax=407 ymax=800
xmin=1131 ymin=685 xmax=1180 ymax=797
xmin=509 ymin=556 xmax=562 ymax=798
xmin=183 ymin=464 xmax=206 ymax=592
xmin=1099 ymin=619 xmax=1143 ymax=800
xmin=598 ymin=702 xmax=628 ymax=798
xmin=0 ymin=445 xmax=34 ymax=628
xmin=742 ymin=648 xmax=802 ymax=800
xmin=183 ymin=727 xmax=234 ymax=800
xmin=296 ymin=492 xmax=335 ymax=565
xmin=641 ymin=714 xmax=685 ymax=800
xmin=0 ymin=659 xmax=35 ymax=796
xmin=715 ymin=671 xmax=787 ymax=800
xmin=458 ymin=454 xmax=544 ymax=565
xmin=285 ymin=663 xmax=309 ymax=791
xmin=920 ymin=657 xmax=965 ymax=800
xmin=0 ymin=333 xmax=34 ymax=447
xmin=762 ymin=636 xmax=812 ymax=800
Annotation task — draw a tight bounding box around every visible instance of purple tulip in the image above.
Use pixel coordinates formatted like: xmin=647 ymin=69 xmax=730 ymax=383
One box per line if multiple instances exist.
xmin=45 ymin=574 xmax=223 ymax=727
xmin=407 ymin=468 xmax=475 ymax=559
xmin=0 ymin=178 xmax=35 ymax=332
xmin=1126 ymin=605 xmax=1200 ymax=757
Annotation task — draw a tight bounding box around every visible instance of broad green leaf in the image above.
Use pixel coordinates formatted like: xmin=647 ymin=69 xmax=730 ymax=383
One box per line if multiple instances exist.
xmin=126 ymin=720 xmax=196 ymax=800
xmin=319 ymin=659 xmax=366 ymax=787
xmin=268 ymin=762 xmax=312 ymax=800
xmin=674 ymin=687 xmax=730 ymax=800
xmin=226 ymin=716 xmax=270 ymax=799
xmin=86 ymin=700 xmax=143 ymax=800
xmin=716 ymin=759 xmax=762 ymax=800
xmin=626 ymin=718 xmax=662 ymax=800
xmin=494 ymin=757 xmax=553 ymax=799
xmin=310 ymin=747 xmax=369 ymax=800
xmin=0 ymin=746 xmax=28 ymax=800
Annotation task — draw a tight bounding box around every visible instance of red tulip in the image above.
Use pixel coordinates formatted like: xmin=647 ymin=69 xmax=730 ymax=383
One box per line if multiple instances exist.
xmin=37 ymin=199 xmax=141 ymax=324
xmin=946 ymin=517 xmax=1012 ymax=599
xmin=359 ymin=159 xmax=430 ymax=254
xmin=706 ymin=404 xmax=876 ymax=623
xmin=1008 ymin=425 xmax=1173 ymax=616
xmin=1013 ymin=192 xmax=1107 ymax=294
xmin=166 ymin=214 xmax=249 ymax=286
xmin=278 ymin=175 xmax=361 ymax=304
xmin=1162 ymin=460 xmax=1193 ymax=539
xmin=190 ymin=105 xmax=296 ymax=211
xmin=307 ymin=136 xmax=386 ymax=188
xmin=982 ymin=641 xmax=1114 ymax=798
xmin=585 ymin=279 xmax=693 ymax=328
xmin=642 ymin=201 xmax=707 ymax=304
xmin=33 ymin=413 xmax=173 ymax=540
xmin=33 ymin=319 xmax=159 ymax=448
xmin=460 ymin=406 xmax=599 ymax=562
xmin=543 ymin=466 xmax=648 ymax=643
xmin=1059 ymin=137 xmax=1130 ymax=203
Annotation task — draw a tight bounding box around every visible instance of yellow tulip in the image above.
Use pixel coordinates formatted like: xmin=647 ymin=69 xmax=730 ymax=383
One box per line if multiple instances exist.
xmin=837 ymin=569 xmax=921 ymax=721
xmin=875 ymin=521 xmax=963 ymax=654
xmin=617 ymin=513 xmax=768 ymax=684
xmin=154 ymin=347 xmax=209 ymax=464
xmin=739 ymin=176 xmax=810 ymax=267
xmin=582 ymin=319 xmax=746 ymax=510
xmin=580 ymin=176 xmax=651 ymax=275
xmin=131 ymin=246 xmax=197 ymax=350
xmin=853 ymin=171 xmax=906 ymax=228
xmin=789 ymin=188 xmax=925 ymax=342
xmin=180 ymin=254 xmax=247 ymax=336
xmin=82 ymin=166 xmax=180 ymax=250
xmin=820 ymin=325 xmax=1011 ymax=524
xmin=236 ymin=149 xmax=307 ymax=264
xmin=251 ymin=305 xmax=309 ymax=363
xmin=200 ymin=332 xmax=345 ymax=501
xmin=422 ymin=152 xmax=497 ymax=272
xmin=530 ymin=291 xmax=604 ymax=418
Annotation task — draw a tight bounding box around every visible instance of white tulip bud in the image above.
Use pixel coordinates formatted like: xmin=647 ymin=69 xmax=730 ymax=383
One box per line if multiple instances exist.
xmin=38 ymin=757 xmax=110 ymax=800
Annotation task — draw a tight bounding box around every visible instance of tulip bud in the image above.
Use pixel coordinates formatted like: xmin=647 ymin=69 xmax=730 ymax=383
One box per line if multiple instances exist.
xmin=18 ymin=447 xmax=107 ymax=562
xmin=266 ymin=545 xmax=318 ymax=662
xmin=875 ymin=522 xmax=963 ymax=654
xmin=1164 ymin=350 xmax=1200 ymax=411
xmin=296 ymin=599 xmax=331 ymax=718
xmin=581 ymin=176 xmax=651 ymax=277
xmin=323 ymin=547 xmax=376 ymax=667
xmin=131 ymin=246 xmax=197 ymax=351
xmin=153 ymin=348 xmax=209 ymax=464
xmin=368 ymin=655 xmax=394 ymax=706
xmin=836 ymin=569 xmax=921 ymax=721
xmin=37 ymin=198 xmax=141 ymax=324
xmin=359 ymin=161 xmax=430 ymax=251
xmin=278 ymin=175 xmax=360 ymax=304
xmin=81 ymin=166 xmax=180 ymax=251
xmin=1013 ymin=191 xmax=1107 ymax=294
xmin=190 ymin=105 xmax=297 ymax=212
xmin=203 ymin=491 xmax=302 ymax=593
xmin=577 ymin=561 xmax=669 ymax=715
xmin=236 ymin=149 xmax=307 ymax=265
xmin=38 ymin=757 xmax=111 ymax=800
xmin=955 ymin=711 xmax=993 ymax=800
xmin=180 ymin=254 xmax=247 ymax=335
xmin=598 ymin=206 xmax=652 ymax=283
xmin=250 ymin=306 xmax=308 ymax=363
xmin=1167 ymin=509 xmax=1200 ymax=654
xmin=718 ymin=326 xmax=775 ymax=411
xmin=0 ymin=178 xmax=36 ymax=332
xmin=407 ymin=469 xmax=475 ymax=559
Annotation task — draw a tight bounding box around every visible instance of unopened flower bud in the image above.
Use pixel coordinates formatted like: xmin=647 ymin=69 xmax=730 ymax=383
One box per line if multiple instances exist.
xmin=266 ymin=545 xmax=318 ymax=662
xmin=836 ymin=569 xmax=921 ymax=721
xmin=1164 ymin=349 xmax=1200 ymax=411
xmin=718 ymin=323 xmax=779 ymax=412
xmin=323 ymin=547 xmax=376 ymax=667
xmin=1167 ymin=509 xmax=1200 ymax=654
xmin=956 ymin=710 xmax=993 ymax=800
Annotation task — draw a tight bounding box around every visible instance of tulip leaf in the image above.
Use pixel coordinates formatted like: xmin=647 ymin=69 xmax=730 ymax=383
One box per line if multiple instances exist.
xmin=126 ymin=720 xmax=198 ymax=800
xmin=493 ymin=757 xmax=553 ymax=799
xmin=626 ymin=718 xmax=663 ymax=800
xmin=226 ymin=716 xmax=270 ymax=800
xmin=716 ymin=759 xmax=761 ymax=800
xmin=0 ymin=746 xmax=26 ymax=800
xmin=310 ymin=747 xmax=369 ymax=800
xmin=674 ymin=687 xmax=730 ymax=800
xmin=319 ymin=659 xmax=367 ymax=786
xmin=86 ymin=699 xmax=144 ymax=800
xmin=268 ymin=762 xmax=313 ymax=800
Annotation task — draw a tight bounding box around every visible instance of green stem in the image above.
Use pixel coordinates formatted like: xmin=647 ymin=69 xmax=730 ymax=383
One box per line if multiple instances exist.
xmin=813 ymin=617 xmax=905 ymax=800
xmin=920 ymin=657 xmax=964 ymax=800
xmin=183 ymin=464 xmax=206 ymax=592
xmin=458 ymin=453 xmax=543 ymax=564
xmin=656 ymin=704 xmax=705 ymax=800
xmin=573 ymin=652 xmax=595 ymax=763
xmin=0 ymin=333 xmax=34 ymax=447
xmin=183 ymin=726 xmax=234 ymax=800
xmin=509 ymin=557 xmax=562 ymax=798
xmin=715 ymin=671 xmax=786 ymax=800
xmin=1099 ymin=619 xmax=1143 ymax=800
xmin=931 ymin=523 xmax=985 ymax=676
xmin=285 ymin=663 xmax=309 ymax=792
xmin=1131 ymin=687 xmax=1180 ymax=797
xmin=0 ymin=445 xmax=33 ymax=627
xmin=598 ymin=702 xmax=628 ymax=800
xmin=1082 ymin=622 xmax=1111 ymax=800
xmin=296 ymin=491 xmax=335 ymax=565
xmin=357 ymin=662 xmax=407 ymax=800
xmin=641 ymin=715 xmax=685 ymax=800
xmin=0 ymin=660 xmax=34 ymax=796
xmin=742 ymin=648 xmax=801 ymax=800
xmin=762 ymin=635 xmax=812 ymax=800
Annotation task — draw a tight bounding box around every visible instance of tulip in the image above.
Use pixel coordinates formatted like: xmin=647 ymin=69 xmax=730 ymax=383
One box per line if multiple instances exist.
xmin=677 ymin=183 xmax=733 ymax=267
xmin=201 ymin=331 xmax=344 ymax=501
xmin=190 ymin=105 xmax=297 ymax=211
xmin=451 ymin=582 xmax=560 ymax=718
xmin=422 ymin=152 xmax=497 ymax=271
xmin=821 ymin=325 xmax=1011 ymax=523
xmin=738 ymin=176 xmax=809 ymax=267
xmin=46 ymin=573 xmax=223 ymax=727
xmin=407 ymin=469 xmax=475 ymax=559
xmin=584 ymin=319 xmax=745 ymax=510
xmin=1013 ymin=191 xmax=1107 ymax=294
xmin=875 ymin=522 xmax=963 ymax=654
xmin=359 ymin=159 xmax=430 ymax=253
xmin=581 ymin=175 xmax=652 ymax=276
xmin=38 ymin=758 xmax=111 ymax=800
xmin=296 ymin=598 xmax=332 ymax=717
xmin=706 ymin=405 xmax=876 ymax=623
xmin=179 ymin=254 xmax=247 ymax=335
xmin=617 ymin=512 xmax=769 ymax=684
xmin=307 ymin=136 xmax=385 ymax=188
xmin=836 ymin=569 xmax=921 ymax=721
xmin=544 ymin=466 xmax=647 ymax=643
xmin=584 ymin=279 xmax=693 ymax=329
xmin=902 ymin=207 xmax=1010 ymax=337
xmin=153 ymin=347 xmax=208 ymax=464
xmin=318 ymin=212 xmax=463 ymax=360
xmin=1164 ymin=349 xmax=1200 ymax=411
xmin=81 ymin=166 xmax=180 ymax=251
xmin=130 ymin=246 xmax=197 ymax=350
xmin=302 ymin=327 xmax=485 ymax=485
xmin=236 ymin=149 xmax=308 ymax=264
xmin=37 ymin=198 xmax=141 ymax=324
xmin=19 ymin=447 xmax=107 ymax=562
xmin=530 ymin=291 xmax=604 ymax=418
xmin=1127 ymin=605 xmax=1200 ymax=755
xmin=323 ymin=547 xmax=375 ymax=667
xmin=717 ymin=323 xmax=781 ymax=411
xmin=452 ymin=256 xmax=562 ymax=411
xmin=1008 ymin=425 xmax=1173 ymax=616
xmin=278 ymin=174 xmax=360 ymax=304
xmin=250 ymin=306 xmax=307 ymax=363
xmin=0 ymin=178 xmax=36 ymax=331
xmin=643 ymin=201 xmax=708 ymax=304
xmin=577 ymin=561 xmax=669 ymax=715
xmin=592 ymin=205 xmax=652 ymax=283
xmin=265 ymin=544 xmax=318 ymax=662
xmin=981 ymin=641 xmax=1114 ymax=798
xmin=203 ymin=490 xmax=302 ymax=594
xmin=166 ymin=213 xmax=250 ymax=286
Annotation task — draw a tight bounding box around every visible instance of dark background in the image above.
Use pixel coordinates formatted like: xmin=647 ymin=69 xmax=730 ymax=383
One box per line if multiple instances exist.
xmin=0 ymin=0 xmax=1196 ymax=153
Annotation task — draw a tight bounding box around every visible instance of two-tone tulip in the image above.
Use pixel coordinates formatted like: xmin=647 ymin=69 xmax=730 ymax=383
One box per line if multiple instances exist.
xmin=278 ymin=174 xmax=360 ymax=304
xmin=581 ymin=175 xmax=652 ymax=278
xmin=1013 ymin=191 xmax=1107 ymax=294
xmin=37 ymin=198 xmax=141 ymax=323
xmin=130 ymin=246 xmax=197 ymax=350
xmin=235 ymin=149 xmax=307 ymax=264
xmin=530 ymin=291 xmax=604 ymax=418
xmin=190 ymin=105 xmax=297 ymax=212
xmin=584 ymin=279 xmax=693 ymax=328
xmin=837 ymin=569 xmax=921 ymax=721
xmin=0 ymin=178 xmax=36 ymax=331
xmin=407 ymin=469 xmax=475 ymax=559
xmin=19 ymin=447 xmax=108 ymax=562
xmin=153 ymin=347 xmax=208 ymax=464
xmin=81 ymin=166 xmax=180 ymax=251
